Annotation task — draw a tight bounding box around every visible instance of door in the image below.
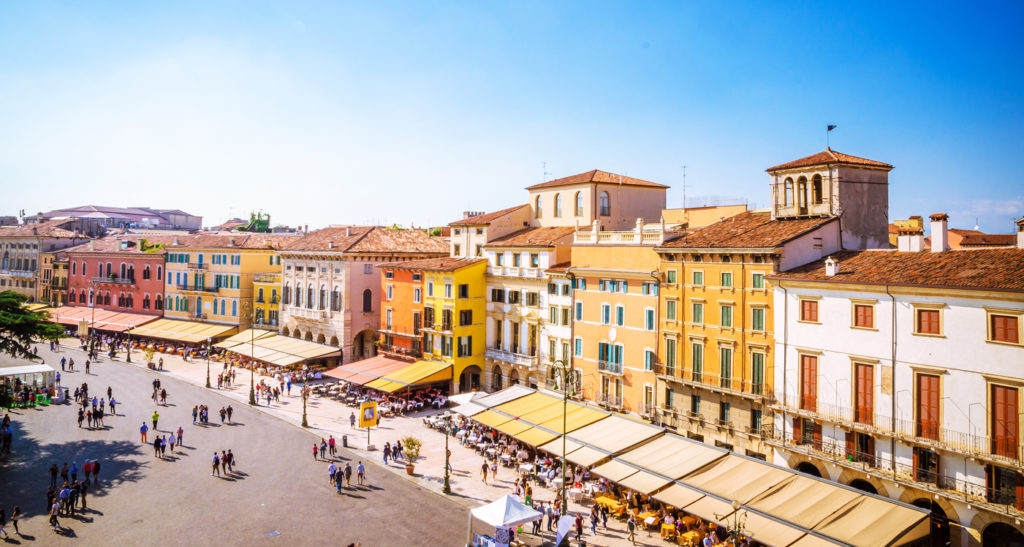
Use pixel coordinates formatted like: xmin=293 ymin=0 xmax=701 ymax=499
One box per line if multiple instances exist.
xmin=855 ymin=363 xmax=873 ymax=425
xmin=992 ymin=384 xmax=1020 ymax=459
xmin=800 ymin=355 xmax=818 ymax=411
xmin=917 ymin=374 xmax=940 ymax=440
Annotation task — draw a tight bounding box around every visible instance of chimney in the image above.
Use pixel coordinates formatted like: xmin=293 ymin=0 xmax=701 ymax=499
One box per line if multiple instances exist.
xmin=328 ymin=241 xmax=334 ymax=249
xmin=31 ymin=226 xmax=37 ymax=235
xmin=1016 ymin=216 xmax=1024 ymax=249
xmin=304 ymin=225 xmax=309 ymax=234
xmin=897 ymin=227 xmax=925 ymax=252
xmin=930 ymin=213 xmax=950 ymax=252
xmin=346 ymin=227 xmax=352 ymax=236
xmin=228 ymin=238 xmax=236 ymax=247
xmin=136 ymin=238 xmax=144 ymax=248
xmin=89 ymin=240 xmax=95 ymax=251
xmin=825 ymin=256 xmax=839 ymax=277
xmin=173 ymin=236 xmax=180 ymax=245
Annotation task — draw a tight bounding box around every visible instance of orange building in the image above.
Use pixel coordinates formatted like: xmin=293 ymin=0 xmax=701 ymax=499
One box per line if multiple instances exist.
xmin=378 ymin=264 xmax=425 ymax=360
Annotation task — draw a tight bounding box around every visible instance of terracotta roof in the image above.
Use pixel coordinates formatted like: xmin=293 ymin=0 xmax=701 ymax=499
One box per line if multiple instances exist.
xmin=766 ymin=148 xmax=893 ymax=172
xmin=386 ymin=257 xmax=486 ymax=272
xmin=0 ymin=219 xmax=77 ymax=238
xmin=211 ymin=218 xmax=248 ymax=231
xmin=484 ymin=227 xmax=577 ymax=248
xmin=658 ymin=211 xmax=836 ymax=249
xmin=770 ymin=248 xmax=1024 ymax=292
xmin=958 ymin=234 xmax=1016 ymax=247
xmin=164 ymin=233 xmax=296 ymax=250
xmin=546 ymin=262 xmax=571 ymax=273
xmin=449 ymin=205 xmax=529 ymax=226
xmin=282 ymin=226 xmax=447 ymax=254
xmin=63 ymin=235 xmax=182 ymax=255
xmin=949 ymin=228 xmax=983 ymax=237
xmin=525 ymin=170 xmax=668 ymax=190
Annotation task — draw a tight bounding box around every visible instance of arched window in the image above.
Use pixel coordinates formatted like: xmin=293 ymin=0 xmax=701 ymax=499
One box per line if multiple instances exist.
xmin=82 ymin=291 xmax=88 ymax=304
xmin=72 ymin=262 xmax=77 ymax=276
xmin=599 ymin=191 xmax=610 ymax=216
xmin=554 ymin=193 xmax=562 ymax=217
xmin=319 ymin=284 xmax=326 ymax=310
xmin=103 ymin=292 xmax=111 ymax=306
xmin=294 ymin=284 xmax=302 ymax=307
xmin=574 ymin=191 xmax=583 ymax=216
xmin=257 ymin=287 xmax=264 ymax=302
xmin=797 ymin=176 xmax=808 ymax=208
xmin=196 ymin=296 xmax=203 ymax=314
xmin=143 ymin=294 xmax=151 ymax=309
xmin=784 ymin=178 xmax=794 ymax=206
xmin=155 ymin=295 xmax=163 ymax=310
xmin=143 ymin=265 xmax=151 ymax=280
xmin=127 ymin=265 xmax=134 ymax=281
xmin=82 ymin=261 xmax=87 ymax=276
xmin=812 ymin=174 xmax=823 ymax=205
xmin=120 ymin=263 xmax=127 ymax=279
xmin=156 ymin=266 xmax=162 ymax=280
xmin=331 ymin=286 xmax=341 ymax=311
xmin=117 ymin=293 xmax=125 ymax=307
xmin=362 ymin=289 xmax=372 ymax=312
xmin=535 ymin=195 xmax=543 ymax=218
xmin=69 ymin=289 xmax=76 ymax=303
xmin=283 ymin=283 xmax=291 ymax=305
xmin=105 ymin=262 xmax=112 ymax=277
xmin=306 ymin=285 xmax=314 ymax=309
xmin=126 ymin=294 xmax=133 ymax=308
xmin=232 ymin=300 xmax=237 ymax=316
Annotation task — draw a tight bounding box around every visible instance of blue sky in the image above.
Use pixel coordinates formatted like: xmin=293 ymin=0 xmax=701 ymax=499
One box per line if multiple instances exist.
xmin=1 ymin=2 xmax=1021 ymax=234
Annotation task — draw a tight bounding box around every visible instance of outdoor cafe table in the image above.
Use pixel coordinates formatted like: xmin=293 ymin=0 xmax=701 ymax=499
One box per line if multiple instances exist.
xmin=486 ymin=448 xmax=498 ymax=458
xmin=476 ymin=442 xmax=489 ymax=452
xmin=518 ymin=463 xmax=534 ymax=475
xmin=455 ymin=430 xmax=467 ymax=439
xmin=595 ymin=496 xmax=626 ymax=512
xmin=679 ymin=530 xmax=700 ymax=545
xmin=661 ymin=523 xmax=676 ymax=538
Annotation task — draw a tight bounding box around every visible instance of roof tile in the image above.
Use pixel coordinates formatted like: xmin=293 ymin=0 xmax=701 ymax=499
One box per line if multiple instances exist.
xmin=659 ymin=211 xmax=836 ymax=249
xmin=525 ymin=169 xmax=668 ymax=190
xmin=385 ymin=257 xmax=486 ymax=272
xmin=766 ymin=148 xmax=893 ymax=172
xmin=449 ymin=205 xmax=529 ymax=226
xmin=484 ymin=226 xmax=576 ymax=248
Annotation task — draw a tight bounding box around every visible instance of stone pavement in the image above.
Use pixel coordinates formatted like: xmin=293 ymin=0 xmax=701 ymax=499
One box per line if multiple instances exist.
xmin=75 ymin=339 xmax=679 ymax=547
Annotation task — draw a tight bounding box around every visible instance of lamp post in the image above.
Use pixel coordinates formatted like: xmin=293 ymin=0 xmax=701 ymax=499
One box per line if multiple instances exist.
xmin=301 ymin=386 xmax=310 ymax=427
xmin=248 ymin=317 xmax=256 ymax=406
xmin=125 ymin=323 xmax=133 ymax=363
xmin=205 ymin=337 xmax=212 ymax=388
xmin=715 ymin=500 xmax=747 ymax=545
xmin=549 ymin=357 xmax=577 ymax=513
xmin=442 ymin=413 xmax=452 ymax=494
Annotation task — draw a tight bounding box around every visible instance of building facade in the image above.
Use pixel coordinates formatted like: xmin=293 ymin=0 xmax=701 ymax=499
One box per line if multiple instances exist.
xmin=279 ymin=227 xmax=448 ymax=363
xmin=378 ymin=264 xmax=426 ymax=361
xmin=449 ymin=206 xmax=531 ymax=258
xmin=526 ymin=170 xmax=668 ymax=231
xmin=66 ymin=236 xmax=172 ymax=316
xmin=0 ymin=220 xmax=82 ymax=301
xmin=37 ymin=250 xmax=69 ymax=306
xmin=252 ymin=272 xmax=281 ymax=328
xmin=766 ymin=225 xmax=1024 ymax=546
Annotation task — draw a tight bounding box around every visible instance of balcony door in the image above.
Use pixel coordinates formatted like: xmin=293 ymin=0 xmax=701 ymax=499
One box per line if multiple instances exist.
xmin=916 ymin=374 xmax=940 ymax=440
xmin=800 ymin=355 xmax=817 ymax=411
xmin=992 ymin=384 xmax=1020 ymax=459
xmin=854 ymin=363 xmax=873 ymax=425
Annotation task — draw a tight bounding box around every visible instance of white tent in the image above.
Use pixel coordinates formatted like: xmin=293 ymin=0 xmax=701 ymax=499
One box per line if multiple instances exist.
xmin=448 ymin=392 xmax=486 ymax=406
xmin=466 ymin=495 xmax=542 ymax=545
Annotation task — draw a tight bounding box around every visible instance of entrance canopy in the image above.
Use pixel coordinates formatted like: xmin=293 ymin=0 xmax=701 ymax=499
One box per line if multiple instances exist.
xmin=50 ymin=306 xmax=159 ymax=333
xmin=324 ymin=356 xmax=411 ymax=385
xmin=216 ymin=329 xmax=340 ymax=367
xmin=128 ymin=318 xmax=236 ymax=343
xmin=364 ymin=360 xmax=452 ymax=393
xmin=469 ymin=494 xmax=542 ymax=528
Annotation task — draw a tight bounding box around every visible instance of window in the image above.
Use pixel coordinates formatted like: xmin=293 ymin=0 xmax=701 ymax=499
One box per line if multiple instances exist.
xmin=644 ymin=350 xmax=655 ymax=371
xmin=427 ymin=281 xmax=433 ymax=297
xmin=535 ymin=195 xmax=543 ymax=218
xmin=453 ymin=244 xmax=461 ymax=256
xmin=507 ymin=290 xmax=521 ymax=304
xmin=444 ymin=283 xmax=452 ymax=298
xmin=720 ymin=272 xmax=733 ymax=287
xmin=800 ymin=355 xmax=818 ymax=411
xmin=692 ymin=271 xmax=703 ymax=286
xmin=645 ymin=309 xmax=655 ymax=331
xmin=720 ymin=346 xmax=733 ymax=387
xmin=692 ymin=302 xmax=703 ymax=324
xmin=459 ymin=309 xmax=473 ymax=326
xmin=362 ymin=289 xmax=372 ymax=312
xmin=513 ymin=253 xmax=521 ymax=267
xmin=991 ymin=384 xmax=1019 ymax=458
xmin=751 ymin=352 xmax=765 ymax=395
xmin=530 ymin=254 xmax=539 ymax=268
xmin=812 ymin=174 xmax=823 ymax=205
xmin=575 ymin=301 xmax=582 ymax=321
xmin=989 ymin=312 xmax=1020 ymax=344
xmin=491 ymin=288 xmax=505 ymax=302
xmin=574 ymin=191 xmax=583 ymax=216
xmin=854 ymin=304 xmax=874 ymax=329
xmin=385 ymin=308 xmax=393 ymax=330
xmin=413 ymin=288 xmax=422 ymax=303
xmin=666 ymin=270 xmax=677 ymax=284
xmin=574 ymin=337 xmax=582 ymax=356
xmin=385 ymin=285 xmax=393 ymax=301
xmin=720 ymin=305 xmax=733 ymax=328
xmin=574 ymin=278 xmax=586 ymax=290
xmin=72 ymin=262 xmax=76 ymax=276
xmin=363 ymin=264 xmax=372 ymax=275
xmin=601 ymin=304 xmax=611 ymax=325
xmin=475 ymin=228 xmax=483 ymax=235
xmin=691 ymin=342 xmax=703 ymax=380
xmin=331 ymin=287 xmax=341 ymax=311
xmin=784 ymin=178 xmax=794 ymax=206
xmin=599 ymin=192 xmax=610 ymax=216
xmin=751 ymin=308 xmax=765 ymax=331
xmin=916 ymin=308 xmax=941 ymax=335
xmin=384 ymin=270 xmax=394 ymax=279
xmin=665 ymin=388 xmax=675 ymax=409
xmin=561 ymin=308 xmax=570 ymax=326
xmin=641 ymin=282 xmax=658 ymax=295
xmin=412 ymin=273 xmax=421 ymax=282
xmin=752 ymin=273 xmax=764 ymax=289
xmin=665 ymin=300 xmax=677 ymax=321
xmin=549 ymin=306 xmax=558 ymax=324
xmin=525 ymin=291 xmax=539 ymax=306
xmin=554 ymin=193 xmax=562 ymax=217
xmin=800 ymin=299 xmax=819 ymax=322
xmin=719 ymin=402 xmax=730 ymax=424
xmin=665 ymin=338 xmax=676 ymax=372
xmin=615 ymin=305 xmax=624 ymax=326
xmin=690 ymin=395 xmax=701 ymax=415
xmin=231 ymin=300 xmax=237 ymax=317
xmin=916 ymin=373 xmax=940 ymax=440
xmin=854 ymin=363 xmax=874 ymax=425
xmin=496 ymin=254 xmax=504 ymax=266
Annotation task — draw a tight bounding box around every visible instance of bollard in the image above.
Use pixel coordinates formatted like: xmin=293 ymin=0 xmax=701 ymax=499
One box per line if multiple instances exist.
xmin=342 ymin=435 xmax=348 ymax=448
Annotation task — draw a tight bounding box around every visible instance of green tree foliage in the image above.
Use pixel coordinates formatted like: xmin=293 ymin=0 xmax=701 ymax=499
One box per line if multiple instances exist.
xmin=0 ymin=291 xmax=64 ymax=359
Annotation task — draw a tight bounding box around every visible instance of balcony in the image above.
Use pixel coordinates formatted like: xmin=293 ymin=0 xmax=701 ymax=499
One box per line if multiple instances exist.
xmin=487 ymin=266 xmax=545 ymax=279
xmin=91 ymin=276 xmax=135 ymax=285
xmin=254 ymin=273 xmax=280 ymax=284
xmin=0 ymin=270 xmax=35 ymax=278
xmin=597 ymin=360 xmax=623 ymax=375
xmin=597 ymin=393 xmax=623 ymax=409
xmin=270 ymin=297 xmax=279 ymax=305
xmin=193 ymin=313 xmax=208 ymax=320
xmin=772 ymin=396 xmax=1023 ymax=470
xmin=255 ymin=297 xmax=265 ymax=304
xmin=49 ymin=279 xmax=67 ymax=289
xmin=572 ymin=224 xmax=667 ymax=246
xmin=658 ymin=367 xmax=769 ymax=401
xmin=761 ymin=423 xmax=1024 ymax=516
xmin=176 ymin=284 xmax=219 ymax=294
xmin=638 ymin=404 xmax=656 ymax=420
xmin=485 ymin=348 xmax=539 ymax=367
xmin=187 ymin=263 xmax=207 ymax=270
xmin=286 ymin=306 xmax=329 ymax=320
xmin=379 ymin=344 xmax=422 ymax=360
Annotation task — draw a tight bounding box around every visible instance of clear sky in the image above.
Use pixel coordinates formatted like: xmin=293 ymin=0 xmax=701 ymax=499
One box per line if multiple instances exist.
xmin=1 ymin=2 xmax=1021 ymax=234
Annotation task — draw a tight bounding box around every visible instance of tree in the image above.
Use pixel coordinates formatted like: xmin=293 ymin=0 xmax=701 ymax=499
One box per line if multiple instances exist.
xmin=0 ymin=290 xmax=64 ymax=359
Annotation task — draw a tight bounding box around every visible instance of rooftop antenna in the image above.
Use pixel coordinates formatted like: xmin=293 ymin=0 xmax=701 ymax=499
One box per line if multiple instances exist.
xmin=974 ymin=217 xmax=980 ymax=231
xmin=542 ymin=161 xmax=551 ymax=182
xmin=681 ymin=165 xmax=689 ymax=209
xmin=826 ymin=124 xmax=837 ymax=149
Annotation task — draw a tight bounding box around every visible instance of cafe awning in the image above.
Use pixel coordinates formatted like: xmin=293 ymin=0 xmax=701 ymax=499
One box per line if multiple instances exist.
xmin=0 ymin=363 xmax=56 ymax=378
xmin=683 ymin=455 xmax=795 ymax=504
xmin=617 ymin=435 xmax=726 ymax=479
xmin=681 ymin=494 xmax=734 ymax=523
xmin=365 ymin=360 xmax=452 ymax=393
xmin=25 ymin=303 xmax=50 ymax=312
xmin=592 ymin=459 xmax=638 ymax=483
xmin=128 ymin=318 xmax=237 ymax=343
xmin=540 ymin=414 xmax=662 ymax=458
xmin=811 ymin=496 xmax=932 ymax=546
xmin=49 ymin=306 xmax=159 ymax=332
xmin=217 ymin=329 xmax=340 ymax=367
xmin=653 ymin=483 xmax=705 ymax=509
xmin=747 ymin=475 xmax=861 ymax=531
xmin=617 ymin=470 xmax=671 ymax=495
xmin=475 ymin=385 xmax=533 ymax=407
xmin=725 ymin=510 xmax=808 ymax=547
xmin=215 ymin=328 xmax=277 ymax=349
xmin=325 ymin=356 xmax=410 ymax=385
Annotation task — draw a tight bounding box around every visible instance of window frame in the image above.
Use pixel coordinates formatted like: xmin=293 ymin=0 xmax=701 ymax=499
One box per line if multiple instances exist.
xmin=912 ymin=303 xmax=944 ymax=337
xmin=986 ymin=308 xmax=1023 ymax=345
xmin=799 ymin=297 xmax=821 ymax=324
xmin=851 ymin=299 xmax=877 ymax=330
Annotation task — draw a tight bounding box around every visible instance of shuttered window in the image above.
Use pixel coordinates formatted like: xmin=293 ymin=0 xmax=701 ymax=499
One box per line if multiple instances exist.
xmin=854 ymin=304 xmax=873 ymax=328
xmin=991 ymin=314 xmax=1020 ymax=344
xmin=854 ymin=363 xmax=873 ymax=425
xmin=800 ymin=300 xmax=818 ymax=322
xmin=917 ymin=309 xmax=940 ymax=335
xmin=917 ymin=374 xmax=940 ymax=440
xmin=800 ymin=355 xmax=817 ymax=411
xmin=992 ymin=384 xmax=1020 ymax=459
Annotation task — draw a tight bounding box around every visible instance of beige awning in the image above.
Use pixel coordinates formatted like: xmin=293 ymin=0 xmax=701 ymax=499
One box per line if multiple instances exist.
xmin=682 ymin=495 xmax=735 ymax=523
xmin=653 ymin=483 xmax=705 ymax=510
xmin=683 ymin=455 xmax=794 ymax=504
xmin=787 ymin=534 xmax=845 ymax=547
xmin=215 ymin=328 xmax=277 ymax=349
xmin=217 ymin=329 xmax=340 ymax=367
xmin=552 ymin=413 xmax=663 ymax=455
xmin=618 ymin=435 xmax=726 ymax=479
xmin=565 ymin=446 xmax=611 ymax=467
xmin=617 ymin=470 xmax=671 ymax=495
xmin=747 ymin=475 xmax=861 ymax=531
xmin=475 ymin=384 xmax=534 ymax=407
xmin=129 ymin=318 xmax=236 ymax=343
xmin=592 ymin=459 xmax=639 ymax=483
xmin=738 ymin=510 xmax=809 ymax=547
xmin=812 ymin=496 xmax=932 ymax=546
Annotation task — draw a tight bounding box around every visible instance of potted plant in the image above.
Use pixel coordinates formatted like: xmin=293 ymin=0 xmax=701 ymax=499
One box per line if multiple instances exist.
xmin=401 ymin=436 xmax=422 ymax=475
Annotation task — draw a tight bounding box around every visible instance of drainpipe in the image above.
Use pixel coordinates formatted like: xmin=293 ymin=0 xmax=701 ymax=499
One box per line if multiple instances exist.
xmin=886 ymin=285 xmax=896 ymax=480
xmin=777 ymin=279 xmax=789 ymax=443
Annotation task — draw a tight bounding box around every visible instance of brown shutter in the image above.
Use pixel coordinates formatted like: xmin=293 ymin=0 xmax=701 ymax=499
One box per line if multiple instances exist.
xmin=813 ymin=422 xmax=823 ymax=451
xmin=793 ymin=417 xmax=802 ymax=443
xmin=845 ymin=431 xmax=855 ymax=459
xmin=801 ymin=355 xmax=818 ymax=411
xmin=992 ymin=384 xmax=1020 ymax=458
xmin=866 ymin=435 xmax=875 ymax=466
xmin=855 ymin=364 xmax=873 ymax=424
xmin=917 ymin=374 xmax=940 ymax=440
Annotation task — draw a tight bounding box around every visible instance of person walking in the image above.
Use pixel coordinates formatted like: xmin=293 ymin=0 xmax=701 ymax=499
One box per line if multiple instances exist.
xmin=227 ymin=450 xmax=235 ymax=470
xmin=226 ymin=405 xmax=233 ymax=422
xmin=49 ymin=498 xmax=61 ymax=532
xmin=192 ymin=406 xmax=198 ymax=424
xmin=151 ymin=410 xmax=159 ymax=431
xmin=627 ymin=514 xmax=637 ymax=544
xmin=109 ymin=397 xmax=116 ymax=415
xmin=10 ymin=506 xmax=21 ymax=535
xmin=176 ymin=426 xmax=184 ymax=446
xmin=481 ymin=460 xmax=488 ymax=484
xmin=219 ymin=407 xmax=226 ymax=423
xmin=168 ymin=433 xmax=176 ymax=453
xmin=221 ymin=450 xmax=231 ymax=473
xmin=92 ymin=459 xmax=101 ymax=482
xmin=312 ymin=443 xmax=319 ymax=461
xmin=70 ymin=462 xmax=78 ymax=483
xmin=211 ymin=453 xmax=220 ymax=477
xmin=49 ymin=463 xmax=59 ymax=487
xmin=319 ymin=439 xmax=327 ymax=460
xmin=328 ymin=435 xmax=336 ymax=457
xmin=328 ymin=462 xmax=337 ymax=486
xmin=356 ymin=461 xmax=365 ymax=485
xmin=85 ymin=360 xmax=90 ymax=374
xmin=60 ymin=463 xmax=69 ymax=484
xmin=153 ymin=436 xmax=162 ymax=458
xmin=532 ymin=503 xmax=542 ymax=535
xmin=0 ymin=508 xmax=8 ymax=539
xmin=349 ymin=412 xmax=355 ymax=428
xmin=60 ymin=356 xmax=66 ymax=371
xmin=79 ymin=480 xmax=88 ymax=510
xmin=575 ymin=513 xmax=584 ymax=544
xmin=140 ymin=423 xmax=148 ymax=443
xmin=383 ymin=442 xmax=391 ymax=465
xmin=107 ymin=386 xmax=112 ymax=400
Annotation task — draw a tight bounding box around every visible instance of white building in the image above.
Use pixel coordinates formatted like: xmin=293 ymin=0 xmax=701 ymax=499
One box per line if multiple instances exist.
xmin=766 ymin=216 xmax=1024 ymax=546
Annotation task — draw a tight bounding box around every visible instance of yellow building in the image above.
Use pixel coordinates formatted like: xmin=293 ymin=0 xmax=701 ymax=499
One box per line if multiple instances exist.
xmin=162 ymin=234 xmax=292 ymax=329
xmin=253 ymin=272 xmax=281 ymax=329
xmin=38 ymin=250 xmax=69 ymax=306
xmin=397 ymin=257 xmax=488 ymax=393
xmin=654 ymin=210 xmax=840 ymax=458
xmin=570 ymin=224 xmax=665 ymax=417
xmin=888 ymin=215 xmax=923 ymax=247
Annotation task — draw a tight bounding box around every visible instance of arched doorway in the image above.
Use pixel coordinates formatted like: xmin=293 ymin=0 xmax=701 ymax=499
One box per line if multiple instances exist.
xmin=304 ymin=331 xmax=313 ymax=342
xmin=459 ymin=365 xmax=482 ymax=393
xmin=983 ymin=522 xmax=1024 ymax=546
xmin=352 ymin=330 xmax=377 ymax=361
xmin=848 ymin=479 xmax=877 ymax=494
xmin=316 ymin=334 xmax=326 ymax=344
xmin=293 ymin=329 xmax=302 ymax=340
xmin=282 ymin=326 xmax=290 ymax=337
xmin=911 ymin=498 xmax=950 ymax=546
xmin=330 ymin=336 xmax=339 ymax=347
xmin=510 ymin=369 xmax=520 ymax=385
xmin=795 ymin=462 xmax=822 ymax=477
xmin=491 ymin=365 xmax=503 ymax=391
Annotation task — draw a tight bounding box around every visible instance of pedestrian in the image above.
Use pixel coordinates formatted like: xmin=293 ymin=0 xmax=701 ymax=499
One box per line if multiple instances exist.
xmin=286 ymin=379 xmax=292 ymax=395
xmin=49 ymin=463 xmax=59 ymax=487
xmin=590 ymin=509 xmax=598 ymax=535
xmin=152 ymin=410 xmax=159 ymax=430
xmin=627 ymin=514 xmax=636 ymax=544
xmin=70 ymin=462 xmax=78 ymax=482
xmin=49 ymin=499 xmax=61 ymax=531
xmin=10 ymin=506 xmax=21 ymax=535
xmin=481 ymin=460 xmax=488 ymax=484
xmin=329 ymin=462 xmax=337 ymax=485
xmin=60 ymin=462 xmax=69 ymax=484
xmin=140 ymin=422 xmax=148 ymax=443
xmin=602 ymin=505 xmax=609 ymax=529
xmin=227 ymin=449 xmax=235 ymax=470
xmin=211 ymin=453 xmax=220 ymax=476
xmin=83 ymin=460 xmax=93 ymax=481
xmin=349 ymin=412 xmax=355 ymax=428
xmin=357 ymin=461 xmax=365 ymax=485
xmin=168 ymin=433 xmax=176 ymax=452
xmin=109 ymin=397 xmax=116 ymax=415
xmin=107 ymin=386 xmax=112 ymax=400
xmin=320 ymin=439 xmax=327 ymax=460
xmin=328 ymin=435 xmax=336 ymax=457
xmin=219 ymin=407 xmax=226 ymax=423
xmin=92 ymin=459 xmax=101 ymax=482
xmin=160 ymin=389 xmax=167 ymax=405
xmin=490 ymin=459 xmax=498 ymax=481
xmin=77 ymin=409 xmax=84 ymax=428
xmin=176 ymin=426 xmax=184 ymax=446
xmin=222 ymin=450 xmax=231 ymax=472
xmin=226 ymin=405 xmax=233 ymax=422
xmin=546 ymin=502 xmax=554 ymax=531
xmin=153 ymin=436 xmax=162 ymax=458
xmin=60 ymin=357 xmax=66 ymax=371
xmin=79 ymin=480 xmax=88 ymax=509
xmin=532 ymin=503 xmax=542 ymax=534
xmin=86 ymin=409 xmax=93 ymax=429
xmin=312 ymin=443 xmax=319 ymax=461
xmin=383 ymin=442 xmax=391 ymax=464
xmin=85 ymin=360 xmax=90 ymax=374
xmin=0 ymin=508 xmax=8 ymax=539
xmin=192 ymin=406 xmax=198 ymax=424
xmin=344 ymin=462 xmax=352 ymax=487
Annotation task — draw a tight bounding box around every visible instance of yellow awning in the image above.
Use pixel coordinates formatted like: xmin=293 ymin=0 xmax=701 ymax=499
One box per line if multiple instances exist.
xmin=617 ymin=470 xmax=671 ymax=495
xmin=215 ymin=329 xmax=339 ymax=366
xmin=215 ymin=328 xmax=277 ymax=349
xmin=365 ymin=360 xmax=452 ymax=392
xmin=493 ymin=392 xmax=552 ymax=418
xmin=25 ymin=303 xmax=50 ymax=312
xmin=494 ymin=419 xmax=533 ymax=438
xmin=474 ymin=410 xmax=515 ymax=429
xmin=787 ymin=535 xmax=844 ymax=547
xmin=592 ymin=460 xmax=639 ymax=483
xmin=738 ymin=511 xmax=809 ymax=547
xmin=564 ymin=446 xmax=610 ymax=467
xmin=551 ymin=414 xmax=662 ymax=455
xmin=683 ymin=455 xmax=794 ymax=504
xmin=536 ymin=405 xmax=608 ymax=434
xmin=515 ymin=427 xmax=558 ymax=447
xmin=128 ymin=318 xmax=237 ymax=344
xmin=747 ymin=475 xmax=861 ymax=531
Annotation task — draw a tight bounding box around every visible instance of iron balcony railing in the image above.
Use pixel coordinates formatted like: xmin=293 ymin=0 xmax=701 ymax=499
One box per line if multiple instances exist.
xmin=658 ymin=366 xmax=768 ymax=398
xmin=597 ymin=360 xmax=623 ymax=375
xmin=91 ymin=276 xmax=135 ymax=285
xmin=598 ymin=393 xmax=623 ymax=408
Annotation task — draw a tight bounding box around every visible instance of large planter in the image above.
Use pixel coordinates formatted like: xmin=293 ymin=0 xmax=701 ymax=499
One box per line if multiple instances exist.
xmin=405 ymin=464 xmax=415 ymax=475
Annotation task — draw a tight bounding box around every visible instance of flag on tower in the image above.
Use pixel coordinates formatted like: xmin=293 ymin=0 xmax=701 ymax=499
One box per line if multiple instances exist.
xmin=827 ymin=124 xmax=837 ymax=131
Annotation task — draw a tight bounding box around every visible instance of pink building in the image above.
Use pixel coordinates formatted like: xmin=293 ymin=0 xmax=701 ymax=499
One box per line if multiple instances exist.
xmin=66 ymin=235 xmax=176 ymax=315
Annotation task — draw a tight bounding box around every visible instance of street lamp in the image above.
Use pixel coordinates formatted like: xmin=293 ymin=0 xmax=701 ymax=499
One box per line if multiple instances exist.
xmin=248 ymin=319 xmax=256 ymax=406
xmin=549 ymin=357 xmax=578 ymax=513
xmin=714 ymin=500 xmax=747 ymax=545
xmin=301 ymin=386 xmax=310 ymax=427
xmin=443 ymin=413 xmax=452 ymax=494
xmin=205 ymin=337 xmax=212 ymax=388
xmin=125 ymin=323 xmax=133 ymax=363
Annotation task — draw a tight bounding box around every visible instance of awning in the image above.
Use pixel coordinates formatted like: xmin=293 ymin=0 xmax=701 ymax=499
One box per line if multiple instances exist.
xmin=25 ymin=303 xmax=50 ymax=312
xmin=0 ymin=363 xmax=56 ymax=377
xmin=811 ymin=496 xmax=933 ymax=546
xmin=683 ymin=455 xmax=794 ymax=504
xmin=592 ymin=460 xmax=639 ymax=483
xmin=515 ymin=427 xmax=558 ymax=447
xmin=563 ymin=446 xmax=609 ymax=467
xmin=787 ymin=535 xmax=845 ymax=547
xmin=617 ymin=435 xmax=726 ymax=479
xmin=653 ymin=483 xmax=705 ymax=509
xmin=324 ymin=356 xmax=410 ymax=385
xmin=492 ymin=392 xmax=556 ymax=418
xmin=49 ymin=306 xmax=159 ymax=332
xmin=128 ymin=318 xmax=237 ymax=343
xmin=452 ymin=402 xmax=488 ymax=416
xmin=474 ymin=385 xmax=534 ymax=407
xmin=365 ymin=360 xmax=452 ymax=392
xmin=541 ymin=414 xmax=662 ymax=456
xmin=726 ymin=510 xmax=808 ymax=547
xmin=617 ymin=470 xmax=671 ymax=495
xmin=747 ymin=475 xmax=861 ymax=531
xmin=681 ymin=494 xmax=735 ymax=523
xmin=217 ymin=329 xmax=340 ymax=367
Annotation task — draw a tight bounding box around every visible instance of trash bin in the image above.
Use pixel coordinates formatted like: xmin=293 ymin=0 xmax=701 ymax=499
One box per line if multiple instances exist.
xmin=64 ymin=388 xmax=70 ymax=402
xmin=342 ymin=435 xmax=348 ymax=448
